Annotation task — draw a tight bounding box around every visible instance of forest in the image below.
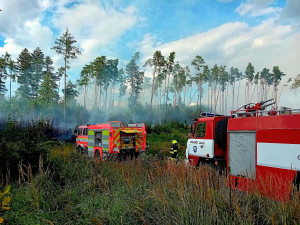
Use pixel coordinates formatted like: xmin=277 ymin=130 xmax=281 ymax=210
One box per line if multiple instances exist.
xmin=0 ymin=28 xmax=300 ymax=225
xmin=0 ymin=28 xmax=299 ymax=126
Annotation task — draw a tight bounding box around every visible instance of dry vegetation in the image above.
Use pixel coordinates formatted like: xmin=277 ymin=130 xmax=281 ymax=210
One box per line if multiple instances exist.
xmin=1 ymin=145 xmax=300 ymax=225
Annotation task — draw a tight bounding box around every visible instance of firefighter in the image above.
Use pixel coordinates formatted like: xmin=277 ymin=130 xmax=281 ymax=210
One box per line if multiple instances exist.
xmin=170 ymin=140 xmax=179 ymax=159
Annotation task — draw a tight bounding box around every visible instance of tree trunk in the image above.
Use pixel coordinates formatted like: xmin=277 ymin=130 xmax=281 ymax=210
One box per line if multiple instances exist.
xmin=207 ymin=85 xmax=210 ymax=112
xmin=64 ymin=57 xmax=67 ymax=120
xmin=232 ymin=82 xmax=235 ymax=111
xmin=9 ymin=75 xmax=12 ymax=110
xmin=99 ymin=84 xmax=102 ymax=108
xmin=237 ymin=80 xmax=241 ymax=108
xmin=84 ymin=85 xmax=87 ymax=108
xmin=105 ymin=87 xmax=108 ymax=108
xmin=150 ymin=68 xmax=156 ymax=121
xmin=94 ymin=80 xmax=98 ymax=107
xmin=112 ymin=81 xmax=115 ymax=107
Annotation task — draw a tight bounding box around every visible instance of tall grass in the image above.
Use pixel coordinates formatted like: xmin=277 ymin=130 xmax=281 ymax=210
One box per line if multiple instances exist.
xmin=2 ymin=146 xmax=300 ymax=225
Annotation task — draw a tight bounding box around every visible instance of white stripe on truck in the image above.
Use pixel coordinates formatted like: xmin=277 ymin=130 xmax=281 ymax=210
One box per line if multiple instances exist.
xmin=257 ymin=142 xmax=300 ymax=170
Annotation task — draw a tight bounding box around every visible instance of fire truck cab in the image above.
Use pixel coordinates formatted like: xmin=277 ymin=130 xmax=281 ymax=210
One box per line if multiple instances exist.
xmin=186 ymin=113 xmax=228 ymax=169
xmin=74 ymin=125 xmax=88 ymax=154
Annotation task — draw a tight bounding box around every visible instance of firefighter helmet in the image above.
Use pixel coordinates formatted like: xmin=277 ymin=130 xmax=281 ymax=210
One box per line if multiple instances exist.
xmin=172 ymin=140 xmax=177 ymax=144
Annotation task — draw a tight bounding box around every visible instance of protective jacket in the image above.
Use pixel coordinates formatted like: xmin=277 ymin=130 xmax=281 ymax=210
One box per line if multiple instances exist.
xmin=170 ymin=140 xmax=179 ymax=158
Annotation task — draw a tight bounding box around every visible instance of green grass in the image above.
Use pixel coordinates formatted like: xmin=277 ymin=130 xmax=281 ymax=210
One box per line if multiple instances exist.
xmin=2 ymin=145 xmax=300 ymax=225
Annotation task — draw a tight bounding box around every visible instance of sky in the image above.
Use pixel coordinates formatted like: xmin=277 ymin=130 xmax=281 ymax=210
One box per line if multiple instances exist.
xmin=0 ymin=0 xmax=300 ymax=109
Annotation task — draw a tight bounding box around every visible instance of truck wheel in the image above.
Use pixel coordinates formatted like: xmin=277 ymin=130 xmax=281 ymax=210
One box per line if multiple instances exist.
xmin=95 ymin=150 xmax=100 ymax=159
xmin=134 ymin=151 xmax=140 ymax=158
xmin=215 ymin=118 xmax=228 ymax=150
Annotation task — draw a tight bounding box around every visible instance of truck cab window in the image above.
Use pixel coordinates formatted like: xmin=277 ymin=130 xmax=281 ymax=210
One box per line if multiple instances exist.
xmin=196 ymin=122 xmax=206 ymax=138
xmin=190 ymin=122 xmax=197 ymax=137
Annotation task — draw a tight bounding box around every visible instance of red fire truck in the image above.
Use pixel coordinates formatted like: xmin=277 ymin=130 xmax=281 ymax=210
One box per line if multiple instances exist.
xmin=186 ymin=99 xmax=300 ymax=201
xmin=75 ymin=121 xmax=147 ymax=159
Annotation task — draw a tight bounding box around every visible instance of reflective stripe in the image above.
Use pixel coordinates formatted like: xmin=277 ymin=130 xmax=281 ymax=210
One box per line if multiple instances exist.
xmin=136 ymin=136 xmax=141 ymax=149
xmin=111 ymin=130 xmax=120 ymax=149
xmin=103 ymin=139 xmax=109 ymax=144
xmin=103 ymin=130 xmax=109 ymax=136
xmin=114 ymin=135 xmax=120 ymax=143
xmin=113 ymin=128 xmax=121 ymax=138
xmin=88 ymin=130 xmax=94 ymax=135
xmin=103 ymin=135 xmax=109 ymax=140
xmin=136 ymin=138 xmax=140 ymax=148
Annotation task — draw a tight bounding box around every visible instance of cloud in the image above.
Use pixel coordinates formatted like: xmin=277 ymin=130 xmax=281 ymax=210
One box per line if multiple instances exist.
xmin=216 ymin=0 xmax=234 ymax=3
xmin=0 ymin=0 xmax=41 ymax=37
xmin=51 ymin=0 xmax=139 ymax=69
xmin=280 ymin=0 xmax=300 ymax=24
xmin=138 ymin=18 xmax=300 ymax=108
xmin=235 ymin=0 xmax=281 ymax=17
xmin=139 ymin=22 xmax=248 ymax=65
xmin=0 ymin=0 xmax=53 ymax=59
xmin=0 ymin=0 xmax=140 ymax=82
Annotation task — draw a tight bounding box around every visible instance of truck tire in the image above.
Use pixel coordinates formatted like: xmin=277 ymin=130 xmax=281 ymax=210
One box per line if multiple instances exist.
xmin=215 ymin=118 xmax=228 ymax=150
xmin=95 ymin=150 xmax=100 ymax=159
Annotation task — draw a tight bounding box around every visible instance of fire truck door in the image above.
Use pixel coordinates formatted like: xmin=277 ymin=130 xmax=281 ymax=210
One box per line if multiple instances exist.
xmin=88 ymin=130 xmax=95 ymax=157
xmin=187 ymin=139 xmax=214 ymax=158
xmin=187 ymin=122 xmax=214 ymax=159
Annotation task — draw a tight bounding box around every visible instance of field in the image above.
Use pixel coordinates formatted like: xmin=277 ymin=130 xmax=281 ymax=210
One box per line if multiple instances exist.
xmin=0 ymin=121 xmax=300 ymax=224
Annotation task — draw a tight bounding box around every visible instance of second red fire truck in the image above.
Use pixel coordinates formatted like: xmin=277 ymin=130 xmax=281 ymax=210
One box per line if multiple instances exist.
xmin=75 ymin=121 xmax=147 ymax=159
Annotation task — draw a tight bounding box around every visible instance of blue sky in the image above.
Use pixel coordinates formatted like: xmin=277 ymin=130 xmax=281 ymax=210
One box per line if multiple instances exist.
xmin=0 ymin=0 xmax=299 ymax=108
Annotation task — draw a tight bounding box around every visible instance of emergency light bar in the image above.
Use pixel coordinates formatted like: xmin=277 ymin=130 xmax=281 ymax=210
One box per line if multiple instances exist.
xmin=200 ymin=112 xmax=226 ymax=117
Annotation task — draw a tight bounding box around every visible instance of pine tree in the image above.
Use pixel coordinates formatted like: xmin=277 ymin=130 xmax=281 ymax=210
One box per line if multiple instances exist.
xmin=102 ymin=59 xmax=118 ymax=108
xmin=171 ymin=62 xmax=186 ymax=106
xmin=191 ymin=55 xmax=206 ymax=111
xmin=117 ymin=68 xmax=127 ymax=107
xmin=51 ymin=28 xmax=81 ymax=118
xmin=0 ymin=56 xmax=7 ymax=98
xmin=150 ymin=51 xmax=165 ymax=119
xmin=31 ymin=47 xmax=45 ymax=99
xmin=245 ymin=62 xmax=255 ymax=103
xmin=7 ymin=57 xmax=17 ymax=106
xmin=63 ymin=80 xmax=79 ymax=104
xmin=272 ymin=66 xmax=285 ymax=107
xmin=165 ymin=52 xmax=175 ymax=106
xmin=16 ymin=48 xmax=32 ymax=100
xmin=211 ymin=64 xmax=220 ymax=111
xmin=126 ymin=52 xmax=144 ymax=108
xmin=78 ymin=64 xmax=92 ymax=108
xmin=37 ymin=72 xmax=59 ymax=106
xmin=91 ymin=56 xmax=106 ymax=108
xmin=291 ymin=74 xmax=300 ymax=89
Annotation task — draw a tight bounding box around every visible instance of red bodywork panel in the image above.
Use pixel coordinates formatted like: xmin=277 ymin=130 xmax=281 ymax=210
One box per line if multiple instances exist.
xmin=227 ymin=113 xmax=300 ymax=201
